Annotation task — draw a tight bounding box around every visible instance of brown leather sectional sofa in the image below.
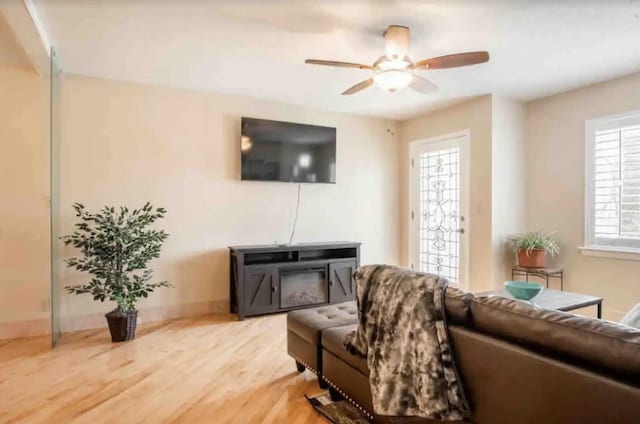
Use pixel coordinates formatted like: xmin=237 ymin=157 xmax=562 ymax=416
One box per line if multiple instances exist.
xmin=288 ymin=291 xmax=640 ymax=423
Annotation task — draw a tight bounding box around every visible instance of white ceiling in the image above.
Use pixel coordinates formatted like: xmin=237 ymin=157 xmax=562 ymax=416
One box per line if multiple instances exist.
xmin=31 ymin=0 xmax=640 ymax=120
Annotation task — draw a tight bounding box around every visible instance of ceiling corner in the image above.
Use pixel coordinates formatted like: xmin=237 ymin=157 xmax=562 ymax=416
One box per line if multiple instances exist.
xmin=0 ymin=0 xmax=51 ymax=76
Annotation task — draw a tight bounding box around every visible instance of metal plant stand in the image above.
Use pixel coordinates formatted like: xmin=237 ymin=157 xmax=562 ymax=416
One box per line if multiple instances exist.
xmin=511 ymin=266 xmax=564 ymax=291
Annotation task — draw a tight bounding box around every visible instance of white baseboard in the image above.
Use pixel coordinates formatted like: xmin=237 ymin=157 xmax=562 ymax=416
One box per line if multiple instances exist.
xmin=60 ymin=299 xmax=230 ymax=332
xmin=0 ymin=299 xmax=230 ymax=340
xmin=606 ymin=308 xmax=626 ymax=322
xmin=0 ymin=318 xmax=50 ymax=341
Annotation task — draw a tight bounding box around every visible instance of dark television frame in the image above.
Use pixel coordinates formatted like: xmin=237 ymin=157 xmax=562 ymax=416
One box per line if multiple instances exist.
xmin=239 ymin=117 xmax=337 ymax=184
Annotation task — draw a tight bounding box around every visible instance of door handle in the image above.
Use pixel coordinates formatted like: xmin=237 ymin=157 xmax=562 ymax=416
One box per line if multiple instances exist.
xmin=272 ymin=285 xmax=277 ymax=292
xmin=456 ymin=228 xmax=465 ymax=234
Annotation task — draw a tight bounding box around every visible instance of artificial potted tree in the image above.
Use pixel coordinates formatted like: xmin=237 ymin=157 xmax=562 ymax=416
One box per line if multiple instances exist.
xmin=62 ymin=202 xmax=171 ymax=342
xmin=511 ymin=231 xmax=560 ymax=268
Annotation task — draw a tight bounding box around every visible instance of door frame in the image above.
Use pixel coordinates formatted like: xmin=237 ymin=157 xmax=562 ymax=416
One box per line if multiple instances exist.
xmin=408 ymin=130 xmax=470 ymax=290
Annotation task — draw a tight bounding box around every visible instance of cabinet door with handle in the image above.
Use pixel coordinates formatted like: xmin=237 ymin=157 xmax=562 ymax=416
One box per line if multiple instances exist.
xmin=243 ymin=266 xmax=277 ymax=315
xmin=329 ymin=260 xmax=357 ymax=304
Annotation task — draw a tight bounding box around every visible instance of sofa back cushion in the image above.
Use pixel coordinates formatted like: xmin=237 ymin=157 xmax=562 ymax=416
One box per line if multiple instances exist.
xmin=470 ymin=296 xmax=640 ymax=384
xmin=450 ymin=325 xmax=640 ymax=423
xmin=444 ymin=287 xmax=474 ymax=327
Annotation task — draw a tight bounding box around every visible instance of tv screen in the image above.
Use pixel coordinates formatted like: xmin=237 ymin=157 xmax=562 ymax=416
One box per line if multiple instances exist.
xmin=240 ymin=117 xmax=336 ymax=183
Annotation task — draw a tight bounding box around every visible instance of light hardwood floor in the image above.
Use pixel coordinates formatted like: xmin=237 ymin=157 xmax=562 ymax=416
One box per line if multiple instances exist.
xmin=0 ymin=314 xmax=328 ymax=424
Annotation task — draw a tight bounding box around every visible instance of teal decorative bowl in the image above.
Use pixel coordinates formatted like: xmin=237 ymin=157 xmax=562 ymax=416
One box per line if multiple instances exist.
xmin=504 ymin=281 xmax=543 ymax=301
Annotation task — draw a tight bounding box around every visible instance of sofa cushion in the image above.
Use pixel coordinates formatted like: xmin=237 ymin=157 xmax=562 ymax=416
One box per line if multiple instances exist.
xmin=444 ymin=287 xmax=473 ymax=327
xmin=318 ymin=288 xmax=471 ymax=380
xmin=322 ymin=324 xmax=369 ymax=376
xmin=471 ymin=296 xmax=640 ymax=382
xmin=287 ymin=302 xmax=358 ymax=345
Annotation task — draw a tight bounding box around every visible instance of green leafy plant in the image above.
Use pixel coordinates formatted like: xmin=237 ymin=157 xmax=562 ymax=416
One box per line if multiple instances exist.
xmin=510 ymin=231 xmax=560 ymax=256
xmin=62 ymin=202 xmax=171 ymax=313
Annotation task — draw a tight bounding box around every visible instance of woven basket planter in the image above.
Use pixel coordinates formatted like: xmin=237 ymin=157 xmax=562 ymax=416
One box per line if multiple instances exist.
xmin=105 ymin=310 xmax=138 ymax=342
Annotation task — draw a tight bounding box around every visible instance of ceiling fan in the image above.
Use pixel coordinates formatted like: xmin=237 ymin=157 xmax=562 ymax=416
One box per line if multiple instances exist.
xmin=305 ymin=25 xmax=489 ymax=95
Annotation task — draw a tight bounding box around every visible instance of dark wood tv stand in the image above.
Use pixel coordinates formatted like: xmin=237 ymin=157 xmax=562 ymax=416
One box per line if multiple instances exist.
xmin=229 ymin=242 xmax=360 ymax=320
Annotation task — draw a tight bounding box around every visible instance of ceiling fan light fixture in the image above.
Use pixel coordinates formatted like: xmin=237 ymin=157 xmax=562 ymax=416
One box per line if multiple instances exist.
xmin=383 ymin=25 xmax=410 ymax=60
xmin=374 ymin=70 xmax=413 ymax=92
xmin=304 ymin=24 xmax=489 ymax=97
xmin=374 ymin=55 xmax=412 ymax=72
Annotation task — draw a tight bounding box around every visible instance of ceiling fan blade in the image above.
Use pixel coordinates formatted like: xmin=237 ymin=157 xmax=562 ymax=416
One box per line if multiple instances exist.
xmin=305 ymin=59 xmax=373 ymax=70
xmin=414 ymin=51 xmax=489 ymax=70
xmin=342 ymin=78 xmax=374 ymax=95
xmin=409 ymin=75 xmax=438 ymax=94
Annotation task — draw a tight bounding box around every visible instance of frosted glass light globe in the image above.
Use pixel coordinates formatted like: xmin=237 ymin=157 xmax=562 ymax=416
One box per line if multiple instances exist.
xmin=373 ymin=70 xmax=413 ymax=92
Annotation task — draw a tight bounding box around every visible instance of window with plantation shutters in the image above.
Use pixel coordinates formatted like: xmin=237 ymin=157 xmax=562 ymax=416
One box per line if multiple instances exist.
xmin=586 ymin=112 xmax=640 ymax=252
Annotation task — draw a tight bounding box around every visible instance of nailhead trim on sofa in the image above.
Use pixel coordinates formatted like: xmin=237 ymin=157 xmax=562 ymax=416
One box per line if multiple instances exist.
xmin=323 ymin=375 xmax=374 ymax=420
xmin=290 ymin=353 xmax=319 ymax=375
xmin=292 ymin=353 xmax=374 ymax=419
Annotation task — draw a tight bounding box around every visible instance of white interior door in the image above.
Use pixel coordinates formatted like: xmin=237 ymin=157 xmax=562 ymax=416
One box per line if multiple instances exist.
xmin=409 ymin=131 xmax=470 ymax=289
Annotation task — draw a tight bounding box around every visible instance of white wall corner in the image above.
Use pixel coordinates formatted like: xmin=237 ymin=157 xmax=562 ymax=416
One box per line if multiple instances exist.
xmin=490 ymin=95 xmax=528 ymax=284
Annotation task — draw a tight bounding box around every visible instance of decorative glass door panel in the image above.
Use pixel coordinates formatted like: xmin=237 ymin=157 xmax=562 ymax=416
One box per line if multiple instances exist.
xmin=420 ymin=147 xmax=460 ymax=281
xmin=410 ymin=133 xmax=469 ymax=288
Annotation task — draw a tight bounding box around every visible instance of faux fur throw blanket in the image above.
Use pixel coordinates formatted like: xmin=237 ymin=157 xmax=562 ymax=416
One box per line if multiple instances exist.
xmin=343 ymin=265 xmax=470 ymax=420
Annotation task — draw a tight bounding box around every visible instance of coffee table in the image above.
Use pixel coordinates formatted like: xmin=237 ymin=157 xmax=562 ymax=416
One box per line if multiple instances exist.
xmin=477 ymin=288 xmax=603 ymax=319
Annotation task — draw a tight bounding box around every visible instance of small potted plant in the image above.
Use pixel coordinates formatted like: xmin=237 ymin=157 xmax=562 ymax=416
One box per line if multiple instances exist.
xmin=62 ymin=202 xmax=171 ymax=342
xmin=510 ymin=231 xmax=560 ymax=268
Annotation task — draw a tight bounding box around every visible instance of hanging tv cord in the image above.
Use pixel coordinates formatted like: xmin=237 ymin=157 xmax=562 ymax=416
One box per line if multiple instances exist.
xmin=288 ymin=183 xmax=302 ymax=245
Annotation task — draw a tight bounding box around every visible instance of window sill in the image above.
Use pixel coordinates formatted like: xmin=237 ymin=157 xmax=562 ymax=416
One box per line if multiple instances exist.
xmin=578 ymin=246 xmax=640 ymax=261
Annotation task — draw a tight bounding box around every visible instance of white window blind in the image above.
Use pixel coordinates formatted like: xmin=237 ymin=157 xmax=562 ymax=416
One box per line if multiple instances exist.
xmin=588 ymin=113 xmax=640 ymax=250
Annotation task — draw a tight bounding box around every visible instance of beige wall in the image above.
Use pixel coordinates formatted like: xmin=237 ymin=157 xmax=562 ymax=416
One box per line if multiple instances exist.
xmin=57 ymin=75 xmax=400 ymax=331
xmin=4 ymin=62 xmax=640 ymax=336
xmin=492 ymin=96 xmax=527 ymax=284
xmin=0 ymin=66 xmax=50 ymax=338
xmin=399 ymin=95 xmax=494 ymax=292
xmin=526 ymin=71 xmax=640 ymax=321
xmin=0 ymin=14 xmax=29 ymax=68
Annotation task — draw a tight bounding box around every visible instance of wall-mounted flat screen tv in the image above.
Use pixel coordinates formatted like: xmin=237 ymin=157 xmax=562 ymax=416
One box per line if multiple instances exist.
xmin=240 ymin=117 xmax=336 ymax=183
